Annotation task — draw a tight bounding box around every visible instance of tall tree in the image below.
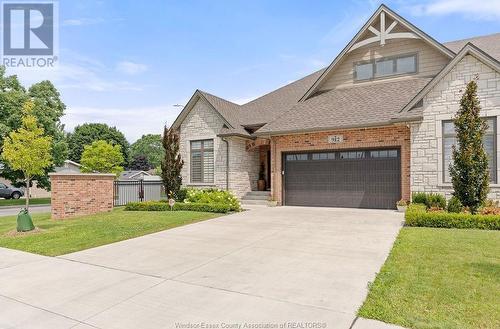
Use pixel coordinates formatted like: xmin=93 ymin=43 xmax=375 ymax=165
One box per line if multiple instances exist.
xmin=80 ymin=140 xmax=124 ymax=176
xmin=130 ymin=134 xmax=163 ymax=168
xmin=0 ymin=67 xmax=67 ymax=189
xmin=67 ymin=123 xmax=129 ymax=164
xmin=161 ymin=126 xmax=183 ymax=198
xmin=1 ymin=101 xmax=52 ymax=212
xmin=450 ymin=78 xmax=489 ymax=214
xmin=129 ymin=155 xmax=152 ymax=171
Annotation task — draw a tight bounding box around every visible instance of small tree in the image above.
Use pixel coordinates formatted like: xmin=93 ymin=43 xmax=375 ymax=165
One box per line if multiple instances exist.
xmin=450 ymin=78 xmax=489 ymax=214
xmin=80 ymin=140 xmax=124 ymax=176
xmin=129 ymin=154 xmax=152 ymax=171
xmin=161 ymin=125 xmax=183 ymax=198
xmin=1 ymin=101 xmax=52 ymax=211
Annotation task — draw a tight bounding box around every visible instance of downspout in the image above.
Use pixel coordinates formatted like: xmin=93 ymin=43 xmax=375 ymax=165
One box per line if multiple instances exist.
xmin=221 ymin=137 xmax=229 ymax=190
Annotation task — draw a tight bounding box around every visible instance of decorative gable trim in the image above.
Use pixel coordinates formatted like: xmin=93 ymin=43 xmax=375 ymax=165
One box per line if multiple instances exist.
xmin=399 ymin=43 xmax=500 ymax=114
xmin=299 ymin=4 xmax=455 ymax=101
xmin=171 ymin=90 xmax=233 ymax=130
xmin=348 ymin=11 xmax=419 ymax=53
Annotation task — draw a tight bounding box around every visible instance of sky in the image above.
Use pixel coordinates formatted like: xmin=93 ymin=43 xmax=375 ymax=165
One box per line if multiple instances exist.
xmin=6 ymin=0 xmax=500 ymax=142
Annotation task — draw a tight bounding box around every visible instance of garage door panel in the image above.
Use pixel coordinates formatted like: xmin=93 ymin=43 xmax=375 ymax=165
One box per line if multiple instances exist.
xmin=284 ymin=149 xmax=401 ymax=209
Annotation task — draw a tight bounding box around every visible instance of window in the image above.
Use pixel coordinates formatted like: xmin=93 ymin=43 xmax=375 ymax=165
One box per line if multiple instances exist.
xmin=370 ymin=150 xmax=398 ymax=158
xmin=354 ymin=62 xmax=373 ymax=80
xmin=286 ymin=154 xmax=308 ymax=161
xmin=339 ymin=151 xmax=365 ymax=159
xmin=190 ymin=139 xmax=214 ymax=183
xmin=312 ymin=153 xmax=335 ymax=160
xmin=443 ymin=118 xmax=497 ymax=183
xmin=354 ymin=54 xmax=417 ymax=81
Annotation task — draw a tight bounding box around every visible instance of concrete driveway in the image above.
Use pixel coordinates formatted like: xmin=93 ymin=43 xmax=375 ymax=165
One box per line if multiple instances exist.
xmin=0 ymin=206 xmax=404 ymax=329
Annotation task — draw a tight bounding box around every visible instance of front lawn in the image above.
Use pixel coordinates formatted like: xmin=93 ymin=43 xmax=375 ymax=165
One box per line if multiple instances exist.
xmin=358 ymin=227 xmax=500 ymax=329
xmin=0 ymin=197 xmax=51 ymax=207
xmin=0 ymin=209 xmax=220 ymax=256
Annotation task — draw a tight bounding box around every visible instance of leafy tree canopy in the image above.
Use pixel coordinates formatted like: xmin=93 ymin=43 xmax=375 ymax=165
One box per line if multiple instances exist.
xmin=130 ymin=134 xmax=163 ymax=168
xmin=0 ymin=66 xmax=67 ymax=189
xmin=80 ymin=140 xmax=124 ymax=176
xmin=129 ymin=154 xmax=152 ymax=171
xmin=68 ymin=123 xmax=129 ymax=164
xmin=1 ymin=101 xmax=52 ymax=210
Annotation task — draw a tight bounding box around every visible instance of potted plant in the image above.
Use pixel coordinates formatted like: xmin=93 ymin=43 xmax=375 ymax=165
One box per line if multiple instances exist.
xmin=396 ymin=199 xmax=408 ymax=212
xmin=257 ymin=163 xmax=266 ymax=191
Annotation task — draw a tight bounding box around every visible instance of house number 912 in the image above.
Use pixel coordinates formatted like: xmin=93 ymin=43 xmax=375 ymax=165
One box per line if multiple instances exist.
xmin=328 ymin=135 xmax=344 ymax=143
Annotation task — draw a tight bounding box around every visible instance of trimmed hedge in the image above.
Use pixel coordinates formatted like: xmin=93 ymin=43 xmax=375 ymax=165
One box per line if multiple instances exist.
xmin=125 ymin=201 xmax=231 ymax=213
xmin=405 ymin=204 xmax=500 ymax=230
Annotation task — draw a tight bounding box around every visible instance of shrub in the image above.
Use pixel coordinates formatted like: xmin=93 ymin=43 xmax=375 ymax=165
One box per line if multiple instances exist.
xmin=412 ymin=192 xmax=428 ymax=205
xmin=447 ymin=196 xmax=463 ymax=213
xmin=427 ymin=193 xmax=446 ymax=209
xmin=184 ymin=188 xmax=241 ymax=211
xmin=405 ymin=204 xmax=500 ymax=230
xmin=125 ymin=201 xmax=231 ymax=213
xmin=174 ymin=188 xmax=188 ymax=202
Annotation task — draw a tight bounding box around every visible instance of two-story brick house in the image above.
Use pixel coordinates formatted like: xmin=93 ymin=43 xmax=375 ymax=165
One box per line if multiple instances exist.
xmin=172 ymin=4 xmax=500 ymax=209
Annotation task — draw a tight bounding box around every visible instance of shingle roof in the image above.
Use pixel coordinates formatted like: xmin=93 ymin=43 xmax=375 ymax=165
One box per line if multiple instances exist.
xmin=238 ymin=69 xmax=326 ymax=125
xmin=256 ymin=78 xmax=432 ymax=135
xmin=181 ymin=33 xmax=499 ymax=136
xmin=444 ymin=33 xmax=500 ymax=62
xmin=198 ymin=90 xmax=251 ymax=136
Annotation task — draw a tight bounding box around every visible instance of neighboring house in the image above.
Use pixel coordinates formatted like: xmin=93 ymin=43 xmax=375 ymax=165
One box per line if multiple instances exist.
xmin=118 ymin=170 xmax=161 ymax=181
xmin=54 ymin=160 xmax=82 ymax=173
xmin=172 ymin=4 xmax=500 ymax=209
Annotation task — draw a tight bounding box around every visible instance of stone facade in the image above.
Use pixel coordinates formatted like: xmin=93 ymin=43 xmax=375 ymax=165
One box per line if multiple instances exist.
xmin=410 ymin=54 xmax=500 ymax=199
xmin=50 ymin=173 xmax=115 ymax=220
xmin=270 ymin=125 xmax=411 ymax=205
xmin=179 ymin=98 xmax=259 ymax=197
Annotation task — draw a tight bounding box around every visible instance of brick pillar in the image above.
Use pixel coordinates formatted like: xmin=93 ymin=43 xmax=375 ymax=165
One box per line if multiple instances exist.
xmin=49 ymin=173 xmax=116 ymax=220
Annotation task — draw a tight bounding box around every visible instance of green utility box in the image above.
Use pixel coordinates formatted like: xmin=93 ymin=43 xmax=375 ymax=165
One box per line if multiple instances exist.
xmin=17 ymin=209 xmax=35 ymax=232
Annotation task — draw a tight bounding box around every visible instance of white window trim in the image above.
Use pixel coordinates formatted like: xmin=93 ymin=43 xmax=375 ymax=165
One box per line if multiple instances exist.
xmin=435 ymin=110 xmax=500 ymax=188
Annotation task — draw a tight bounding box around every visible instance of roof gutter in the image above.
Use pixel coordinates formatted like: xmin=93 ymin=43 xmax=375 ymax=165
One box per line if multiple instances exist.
xmin=252 ymin=121 xmax=404 ymax=137
xmin=217 ymin=133 xmax=256 ymax=140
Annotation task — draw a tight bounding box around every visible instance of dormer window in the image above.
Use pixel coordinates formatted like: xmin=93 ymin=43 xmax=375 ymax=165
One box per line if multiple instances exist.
xmin=354 ymin=53 xmax=417 ymax=81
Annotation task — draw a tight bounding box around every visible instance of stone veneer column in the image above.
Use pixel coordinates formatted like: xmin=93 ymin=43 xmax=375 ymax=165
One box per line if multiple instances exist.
xmin=49 ymin=173 xmax=116 ymax=220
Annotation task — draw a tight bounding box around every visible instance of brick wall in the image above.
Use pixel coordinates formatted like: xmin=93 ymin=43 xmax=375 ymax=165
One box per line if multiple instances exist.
xmin=411 ymin=54 xmax=500 ymax=199
xmin=270 ymin=125 xmax=411 ymax=205
xmin=49 ymin=173 xmax=115 ymax=220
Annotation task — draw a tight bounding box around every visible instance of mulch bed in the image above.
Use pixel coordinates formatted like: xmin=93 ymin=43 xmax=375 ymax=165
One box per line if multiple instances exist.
xmin=4 ymin=227 xmax=44 ymax=237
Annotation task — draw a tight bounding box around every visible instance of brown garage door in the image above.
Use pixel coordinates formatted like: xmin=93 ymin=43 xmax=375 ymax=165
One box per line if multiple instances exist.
xmin=283 ymin=149 xmax=401 ymax=209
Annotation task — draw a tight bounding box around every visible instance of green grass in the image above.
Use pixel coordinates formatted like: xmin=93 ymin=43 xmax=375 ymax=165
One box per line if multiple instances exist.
xmin=358 ymin=227 xmax=500 ymax=329
xmin=0 ymin=209 xmax=219 ymax=256
xmin=0 ymin=197 xmax=51 ymax=207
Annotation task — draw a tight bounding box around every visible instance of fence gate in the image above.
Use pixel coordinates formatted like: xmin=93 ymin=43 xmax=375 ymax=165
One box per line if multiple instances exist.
xmin=113 ymin=180 xmax=164 ymax=206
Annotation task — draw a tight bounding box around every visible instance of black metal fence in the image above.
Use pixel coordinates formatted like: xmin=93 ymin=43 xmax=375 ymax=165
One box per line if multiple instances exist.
xmin=113 ymin=180 xmax=165 ymax=206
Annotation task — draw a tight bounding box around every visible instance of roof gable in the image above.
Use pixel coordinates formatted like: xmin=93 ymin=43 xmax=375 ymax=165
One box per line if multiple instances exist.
xmin=171 ymin=90 xmax=235 ymax=130
xmin=299 ymin=4 xmax=455 ymax=101
xmin=399 ymin=43 xmax=500 ymax=115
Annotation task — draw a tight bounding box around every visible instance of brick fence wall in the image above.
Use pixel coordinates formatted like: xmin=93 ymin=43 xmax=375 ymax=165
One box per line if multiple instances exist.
xmin=270 ymin=125 xmax=411 ymax=205
xmin=49 ymin=173 xmax=116 ymax=220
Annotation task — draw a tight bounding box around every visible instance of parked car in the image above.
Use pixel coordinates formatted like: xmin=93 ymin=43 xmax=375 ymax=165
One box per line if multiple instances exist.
xmin=0 ymin=183 xmax=24 ymax=199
